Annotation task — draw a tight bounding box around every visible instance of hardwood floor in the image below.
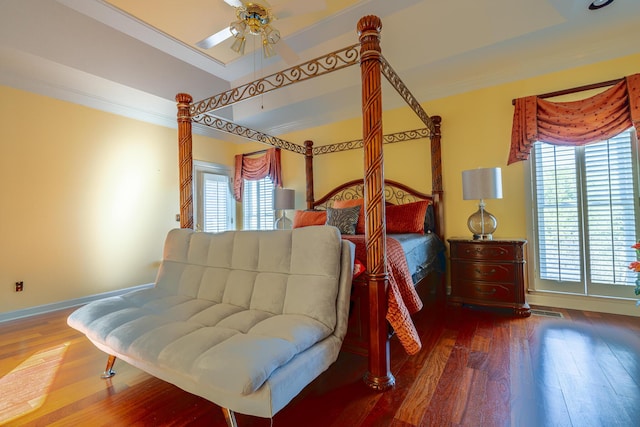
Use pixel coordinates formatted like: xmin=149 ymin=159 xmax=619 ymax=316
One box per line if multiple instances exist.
xmin=1 ymin=296 xmax=639 ymax=426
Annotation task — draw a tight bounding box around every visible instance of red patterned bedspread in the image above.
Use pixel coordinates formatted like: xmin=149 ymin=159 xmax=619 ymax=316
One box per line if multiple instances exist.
xmin=342 ymin=235 xmax=423 ymax=355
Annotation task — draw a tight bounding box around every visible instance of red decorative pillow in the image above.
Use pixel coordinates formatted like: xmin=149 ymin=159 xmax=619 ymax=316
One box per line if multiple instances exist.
xmin=385 ymin=200 xmax=430 ymax=234
xmin=293 ymin=210 xmax=327 ymax=228
xmin=353 ymin=259 xmax=366 ymax=279
xmin=333 ymin=198 xmax=365 ymax=234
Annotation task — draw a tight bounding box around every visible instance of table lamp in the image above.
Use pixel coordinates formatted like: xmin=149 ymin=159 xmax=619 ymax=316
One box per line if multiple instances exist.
xmin=273 ymin=188 xmax=294 ymax=230
xmin=462 ymin=167 xmax=503 ymax=240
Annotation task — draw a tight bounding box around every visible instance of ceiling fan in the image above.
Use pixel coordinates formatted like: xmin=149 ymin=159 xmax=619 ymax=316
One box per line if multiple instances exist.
xmin=196 ymin=0 xmax=326 ymax=63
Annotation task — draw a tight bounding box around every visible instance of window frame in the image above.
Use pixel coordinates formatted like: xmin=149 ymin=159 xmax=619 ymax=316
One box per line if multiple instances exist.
xmin=527 ymin=128 xmax=640 ymax=299
xmin=193 ymin=160 xmax=235 ymax=232
xmin=242 ymin=176 xmax=275 ymax=230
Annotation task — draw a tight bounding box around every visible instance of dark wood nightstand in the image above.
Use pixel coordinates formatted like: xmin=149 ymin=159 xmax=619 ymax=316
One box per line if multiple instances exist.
xmin=448 ymin=238 xmax=531 ymax=317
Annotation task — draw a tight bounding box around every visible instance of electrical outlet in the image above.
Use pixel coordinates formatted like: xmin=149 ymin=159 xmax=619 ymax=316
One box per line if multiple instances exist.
xmin=175 ymin=214 xmax=180 ymax=222
xmin=15 ymin=281 xmax=23 ymax=292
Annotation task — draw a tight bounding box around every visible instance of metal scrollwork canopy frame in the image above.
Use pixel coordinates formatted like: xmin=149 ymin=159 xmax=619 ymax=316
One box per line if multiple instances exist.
xmin=185 ymin=43 xmax=435 ymax=155
xmin=175 ymin=15 xmax=443 ymax=396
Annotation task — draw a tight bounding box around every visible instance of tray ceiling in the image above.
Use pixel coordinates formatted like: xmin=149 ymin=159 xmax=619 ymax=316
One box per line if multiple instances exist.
xmin=0 ymin=0 xmax=638 ymax=138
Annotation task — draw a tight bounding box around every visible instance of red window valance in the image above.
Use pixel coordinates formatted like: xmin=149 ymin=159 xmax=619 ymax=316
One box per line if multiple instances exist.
xmin=508 ymin=73 xmax=640 ymax=165
xmin=233 ymin=148 xmax=282 ymax=201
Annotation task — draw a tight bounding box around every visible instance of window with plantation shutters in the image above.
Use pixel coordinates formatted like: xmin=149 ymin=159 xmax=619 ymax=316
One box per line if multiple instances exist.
xmin=534 ymin=143 xmax=581 ymax=283
xmin=202 ymin=173 xmax=231 ymax=232
xmin=532 ymin=128 xmax=640 ymax=298
xmin=242 ymin=176 xmax=275 ymax=230
xmin=193 ymin=161 xmax=235 ymax=233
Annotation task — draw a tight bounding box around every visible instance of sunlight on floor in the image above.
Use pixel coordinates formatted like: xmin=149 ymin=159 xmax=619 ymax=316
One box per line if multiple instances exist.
xmin=533 ymin=322 xmax=640 ymax=426
xmin=0 ymin=342 xmax=69 ymax=425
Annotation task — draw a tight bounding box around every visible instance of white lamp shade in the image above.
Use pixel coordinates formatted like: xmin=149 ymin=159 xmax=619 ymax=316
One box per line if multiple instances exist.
xmin=273 ymin=188 xmax=295 ymax=210
xmin=462 ymin=168 xmax=503 ymax=200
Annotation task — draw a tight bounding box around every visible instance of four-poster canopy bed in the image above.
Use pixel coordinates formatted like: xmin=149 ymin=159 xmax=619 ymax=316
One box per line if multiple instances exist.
xmin=176 ymin=15 xmax=444 ymax=391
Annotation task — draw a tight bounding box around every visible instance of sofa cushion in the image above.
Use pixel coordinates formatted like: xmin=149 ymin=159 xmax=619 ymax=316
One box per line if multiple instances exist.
xmin=69 ymin=292 xmax=334 ymax=396
xmin=67 ymin=226 xmax=350 ymax=405
xmin=153 ymin=228 xmax=342 ymax=328
xmin=194 ymin=334 xmax=298 ymax=395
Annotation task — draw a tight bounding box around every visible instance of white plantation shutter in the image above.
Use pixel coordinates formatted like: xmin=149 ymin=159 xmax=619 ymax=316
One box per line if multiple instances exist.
xmin=202 ymin=173 xmax=231 ymax=232
xmin=242 ymin=177 xmax=275 ymax=230
xmin=584 ymin=132 xmax=637 ymax=285
xmin=532 ymin=128 xmax=639 ymax=296
xmin=193 ymin=161 xmax=235 ymax=233
xmin=534 ymin=143 xmax=582 ymax=282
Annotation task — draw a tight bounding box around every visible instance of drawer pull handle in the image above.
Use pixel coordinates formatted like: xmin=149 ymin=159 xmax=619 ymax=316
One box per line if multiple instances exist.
xmin=474 ymin=268 xmax=496 ymax=276
xmin=475 ymin=286 xmax=497 ymax=295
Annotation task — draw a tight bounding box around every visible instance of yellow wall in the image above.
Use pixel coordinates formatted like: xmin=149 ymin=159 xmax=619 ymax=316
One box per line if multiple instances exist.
xmin=2 ymin=51 xmax=638 ymax=315
xmin=273 ymin=52 xmax=639 ymax=316
xmin=0 ymin=86 xmax=236 ymax=313
xmin=430 ymin=52 xmax=640 ymax=241
xmin=277 ymin=53 xmax=640 ymax=243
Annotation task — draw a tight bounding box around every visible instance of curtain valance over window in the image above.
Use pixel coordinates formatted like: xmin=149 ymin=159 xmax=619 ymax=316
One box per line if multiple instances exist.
xmin=508 ymin=73 xmax=640 ymax=165
xmin=233 ymin=148 xmax=282 ymax=201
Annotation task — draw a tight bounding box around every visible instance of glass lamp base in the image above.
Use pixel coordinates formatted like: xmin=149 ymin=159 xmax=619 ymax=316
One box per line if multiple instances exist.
xmin=467 ymin=205 xmax=497 ymax=240
xmin=274 ymin=213 xmax=292 ymax=230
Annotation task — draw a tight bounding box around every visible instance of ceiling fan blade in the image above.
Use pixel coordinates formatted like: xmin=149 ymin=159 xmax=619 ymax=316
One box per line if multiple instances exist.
xmin=224 ymin=0 xmax=244 ymax=7
xmin=274 ymin=0 xmax=326 ymax=19
xmin=229 ymin=0 xmax=272 ymax=8
xmin=275 ymin=39 xmax=299 ymax=64
xmin=250 ymin=0 xmax=272 ymax=7
xmin=196 ymin=27 xmax=232 ymax=49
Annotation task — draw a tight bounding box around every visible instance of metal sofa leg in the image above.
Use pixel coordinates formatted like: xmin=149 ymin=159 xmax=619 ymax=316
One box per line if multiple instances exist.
xmin=100 ymin=354 xmax=117 ymax=379
xmin=221 ymin=407 xmax=238 ymax=427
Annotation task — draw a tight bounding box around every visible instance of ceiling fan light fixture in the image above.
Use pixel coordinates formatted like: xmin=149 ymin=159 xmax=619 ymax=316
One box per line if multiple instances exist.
xmin=237 ymin=3 xmax=273 ymax=35
xmin=230 ymin=20 xmax=247 ymax=38
xmin=589 ymin=0 xmax=614 ymax=10
xmin=228 ymin=2 xmax=281 ymax=59
xmin=231 ymin=36 xmax=246 ymax=55
xmin=262 ymin=38 xmax=276 ymax=58
xmin=263 ymin=25 xmax=280 ymax=45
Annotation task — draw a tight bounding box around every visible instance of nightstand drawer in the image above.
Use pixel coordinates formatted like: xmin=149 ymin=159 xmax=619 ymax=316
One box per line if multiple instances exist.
xmin=451 ymin=242 xmax=519 ymax=261
xmin=454 ymin=262 xmax=515 ymax=282
xmin=447 ymin=238 xmax=530 ymax=317
xmin=453 ymin=281 xmax=516 ymax=303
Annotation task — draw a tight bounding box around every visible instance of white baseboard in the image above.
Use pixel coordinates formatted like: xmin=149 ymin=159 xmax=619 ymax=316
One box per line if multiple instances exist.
xmin=0 ymin=283 xmax=155 ymax=324
xmin=527 ymin=291 xmax=640 ymax=318
xmin=4 ymin=284 xmax=636 ymax=323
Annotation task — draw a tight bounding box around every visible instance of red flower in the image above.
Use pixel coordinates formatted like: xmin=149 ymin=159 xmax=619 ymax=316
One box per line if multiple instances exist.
xmin=632 ymin=243 xmax=640 ymax=250
xmin=629 ymin=261 xmax=640 ymax=272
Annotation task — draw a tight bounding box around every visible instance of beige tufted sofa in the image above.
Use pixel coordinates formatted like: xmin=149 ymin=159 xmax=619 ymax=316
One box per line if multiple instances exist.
xmin=68 ymin=226 xmax=354 ymax=426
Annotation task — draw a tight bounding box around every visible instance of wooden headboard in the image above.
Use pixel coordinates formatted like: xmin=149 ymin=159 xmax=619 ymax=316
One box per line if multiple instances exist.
xmin=311 ymin=179 xmax=442 ymax=239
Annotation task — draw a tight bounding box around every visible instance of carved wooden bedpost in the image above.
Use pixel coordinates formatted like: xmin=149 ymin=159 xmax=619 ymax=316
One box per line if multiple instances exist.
xmin=430 ymin=116 xmax=444 ymax=240
xmin=430 ymin=116 xmax=446 ymax=297
xmin=358 ymin=15 xmax=394 ymax=391
xmin=176 ymin=93 xmax=194 ymax=229
xmin=304 ymin=140 xmax=315 ymax=210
